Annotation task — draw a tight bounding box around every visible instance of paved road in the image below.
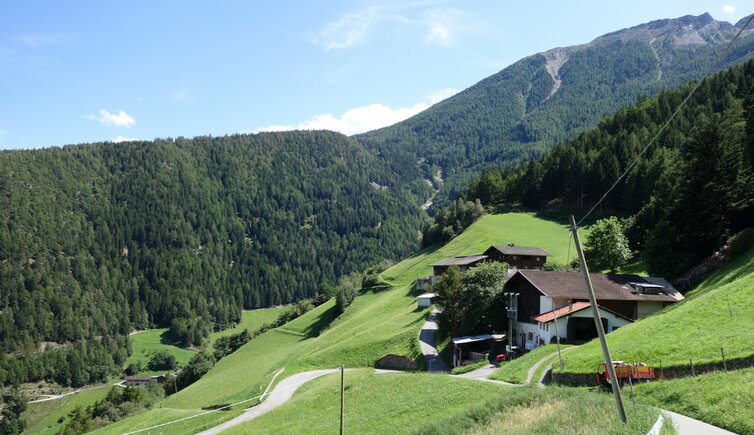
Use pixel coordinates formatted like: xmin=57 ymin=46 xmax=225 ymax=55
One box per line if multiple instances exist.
xmin=197 ymin=369 xmax=337 ymax=435
xmin=418 ymin=310 xmax=449 ymax=372
xmin=662 ymin=410 xmax=735 ymax=435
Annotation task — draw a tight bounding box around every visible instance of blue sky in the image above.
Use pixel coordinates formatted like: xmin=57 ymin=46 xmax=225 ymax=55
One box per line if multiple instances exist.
xmin=0 ymin=1 xmax=747 ymax=149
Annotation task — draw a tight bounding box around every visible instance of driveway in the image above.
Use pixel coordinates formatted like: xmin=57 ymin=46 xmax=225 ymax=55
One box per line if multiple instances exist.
xmin=418 ymin=310 xmax=449 ymax=372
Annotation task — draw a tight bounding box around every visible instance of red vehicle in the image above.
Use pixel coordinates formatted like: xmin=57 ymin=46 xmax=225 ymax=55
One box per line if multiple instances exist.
xmin=596 ymin=361 xmax=656 ymax=387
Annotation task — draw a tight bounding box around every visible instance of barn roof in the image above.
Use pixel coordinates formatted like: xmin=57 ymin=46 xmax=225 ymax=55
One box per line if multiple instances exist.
xmin=533 ymin=301 xmax=633 ymax=323
xmin=487 ymin=245 xmax=552 ymax=257
xmin=430 ymin=254 xmax=488 ymax=267
xmin=512 ymin=270 xmax=683 ymax=303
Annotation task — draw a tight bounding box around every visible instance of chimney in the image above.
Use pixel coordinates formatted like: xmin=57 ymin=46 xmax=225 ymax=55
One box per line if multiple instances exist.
xmin=568 ymin=300 xmax=573 ymax=312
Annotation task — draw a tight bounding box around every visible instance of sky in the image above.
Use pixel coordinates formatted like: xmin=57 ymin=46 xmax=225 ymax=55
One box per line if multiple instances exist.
xmin=0 ymin=1 xmax=748 ymax=150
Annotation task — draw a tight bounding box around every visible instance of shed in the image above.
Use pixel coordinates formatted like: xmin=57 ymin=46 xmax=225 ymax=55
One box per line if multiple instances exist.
xmin=450 ymin=334 xmax=494 ymax=367
xmin=417 ymin=292 xmax=437 ymax=308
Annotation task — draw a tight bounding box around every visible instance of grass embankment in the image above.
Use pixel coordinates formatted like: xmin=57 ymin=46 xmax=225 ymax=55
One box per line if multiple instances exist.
xmin=633 ymin=367 xmax=754 ymax=434
xmin=450 ymin=360 xmax=490 ymax=375
xmin=23 ymin=387 xmax=112 ymax=435
xmin=127 ymin=329 xmax=195 ymax=375
xmin=207 ymin=307 xmax=287 ymax=350
xmin=554 ymin=247 xmax=754 ymax=375
xmin=225 ymin=370 xmax=658 ymax=434
xmin=490 ymin=344 xmax=573 ymax=384
xmin=96 ymin=212 xmax=594 ymax=434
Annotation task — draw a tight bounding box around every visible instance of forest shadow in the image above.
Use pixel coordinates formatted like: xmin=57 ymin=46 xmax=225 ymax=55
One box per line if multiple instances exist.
xmin=159 ymin=330 xmax=183 ymax=347
xmin=303 ymin=304 xmax=340 ymax=338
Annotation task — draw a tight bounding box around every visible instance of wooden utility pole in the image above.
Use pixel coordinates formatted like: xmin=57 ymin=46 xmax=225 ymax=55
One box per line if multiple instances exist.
xmin=340 ymin=365 xmax=345 ymax=435
xmin=570 ymin=215 xmax=627 ymax=424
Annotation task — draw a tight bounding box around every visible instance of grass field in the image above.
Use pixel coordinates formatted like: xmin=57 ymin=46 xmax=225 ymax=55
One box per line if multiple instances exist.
xmin=490 ymin=344 xmax=573 ymax=384
xmin=207 ymin=307 xmax=288 ymax=349
xmin=23 ymin=386 xmax=112 ymax=435
xmin=127 ymin=328 xmax=195 ymax=373
xmin=95 ymin=212 xmax=597 ymax=434
xmin=226 ymin=370 xmax=659 ymax=434
xmin=553 ymin=247 xmax=754 ymax=374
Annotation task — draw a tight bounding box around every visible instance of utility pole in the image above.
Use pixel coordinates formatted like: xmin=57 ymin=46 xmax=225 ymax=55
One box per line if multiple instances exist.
xmin=504 ymin=292 xmax=518 ymax=355
xmin=570 ymin=215 xmax=627 ymax=424
xmin=340 ymin=365 xmax=345 ymax=435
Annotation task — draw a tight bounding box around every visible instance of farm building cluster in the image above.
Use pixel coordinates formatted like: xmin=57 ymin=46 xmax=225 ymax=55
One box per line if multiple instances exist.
xmin=417 ymin=244 xmax=683 ymax=361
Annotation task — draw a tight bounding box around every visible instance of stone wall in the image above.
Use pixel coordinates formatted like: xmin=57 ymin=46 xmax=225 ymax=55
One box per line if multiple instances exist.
xmin=376 ymin=354 xmax=418 ymax=370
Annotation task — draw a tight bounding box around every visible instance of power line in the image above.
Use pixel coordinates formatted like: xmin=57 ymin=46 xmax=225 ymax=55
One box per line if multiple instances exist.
xmin=122 ymin=368 xmax=340 ymax=435
xmin=576 ymin=12 xmax=754 ymax=227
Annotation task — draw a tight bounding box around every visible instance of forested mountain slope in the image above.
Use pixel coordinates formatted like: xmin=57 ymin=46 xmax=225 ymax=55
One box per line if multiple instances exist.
xmin=464 ymin=59 xmax=754 ymax=277
xmin=358 ymin=13 xmax=754 ymax=207
xmin=0 ymin=131 xmax=428 ymax=386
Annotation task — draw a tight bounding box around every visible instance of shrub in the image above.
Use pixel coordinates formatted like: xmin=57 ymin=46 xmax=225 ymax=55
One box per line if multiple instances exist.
xmin=727 ymin=228 xmax=754 ymax=259
xmin=147 ymin=350 xmax=177 ymax=371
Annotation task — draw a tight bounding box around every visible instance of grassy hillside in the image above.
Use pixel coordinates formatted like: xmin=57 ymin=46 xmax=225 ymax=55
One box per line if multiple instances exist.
xmin=23 ymin=387 xmax=112 ymax=435
xmin=554 ymin=247 xmax=754 ymax=374
xmin=127 ymin=329 xmax=195 ymax=374
xmin=207 ymin=307 xmax=287 ymax=349
xmin=226 ymin=370 xmax=658 ymax=434
xmin=96 ymin=212 xmax=584 ymax=434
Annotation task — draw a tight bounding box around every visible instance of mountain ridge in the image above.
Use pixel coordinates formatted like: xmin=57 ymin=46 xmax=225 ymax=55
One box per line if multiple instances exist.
xmin=357 ymin=12 xmax=754 ymax=208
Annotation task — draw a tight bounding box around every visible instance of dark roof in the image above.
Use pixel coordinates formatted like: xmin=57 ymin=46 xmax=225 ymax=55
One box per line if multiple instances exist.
xmin=533 ymin=301 xmax=633 ymax=323
xmin=487 ymin=245 xmax=552 ymax=257
xmin=512 ymin=270 xmax=683 ymax=303
xmin=430 ymin=254 xmax=488 ymax=267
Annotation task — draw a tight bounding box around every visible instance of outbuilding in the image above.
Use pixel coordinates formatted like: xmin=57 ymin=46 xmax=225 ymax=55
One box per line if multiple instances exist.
xmin=417 ymin=292 xmax=437 ymax=308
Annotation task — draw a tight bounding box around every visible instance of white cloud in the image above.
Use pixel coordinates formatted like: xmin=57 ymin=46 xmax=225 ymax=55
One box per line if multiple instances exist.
xmin=424 ymin=8 xmax=463 ymax=46
xmin=112 ymin=135 xmax=138 ymax=143
xmin=312 ymin=7 xmax=379 ymax=50
xmin=311 ymin=2 xmax=469 ymax=50
xmin=255 ymin=89 xmax=458 ymax=135
xmin=722 ymin=5 xmax=735 ymax=14
xmin=87 ymin=109 xmax=135 ymax=127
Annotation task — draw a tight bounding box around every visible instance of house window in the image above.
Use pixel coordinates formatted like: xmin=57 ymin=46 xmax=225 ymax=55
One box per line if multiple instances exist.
xmin=527 ymin=332 xmax=533 ymax=341
xmin=513 ymin=255 xmax=518 ymax=260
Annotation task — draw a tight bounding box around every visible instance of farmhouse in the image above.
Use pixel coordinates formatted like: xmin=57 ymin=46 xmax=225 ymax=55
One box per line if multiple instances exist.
xmin=429 ymin=254 xmax=488 ymax=276
xmin=505 ymin=270 xmax=683 ymax=350
xmin=123 ymin=375 xmax=166 ymax=387
xmin=483 ymin=245 xmax=552 ymax=270
xmin=416 ymin=245 xmax=552 ymax=291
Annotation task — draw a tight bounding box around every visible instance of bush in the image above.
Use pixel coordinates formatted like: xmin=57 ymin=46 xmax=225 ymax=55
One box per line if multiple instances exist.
xmin=147 ymin=350 xmax=177 ymax=371
xmin=124 ymin=361 xmax=143 ymax=376
xmin=727 ymin=228 xmax=754 ymax=259
xmin=213 ymin=329 xmax=251 ymax=360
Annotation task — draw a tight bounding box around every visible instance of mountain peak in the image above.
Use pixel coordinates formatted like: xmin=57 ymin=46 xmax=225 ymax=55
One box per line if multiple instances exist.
xmin=593 ymin=13 xmax=734 ymax=47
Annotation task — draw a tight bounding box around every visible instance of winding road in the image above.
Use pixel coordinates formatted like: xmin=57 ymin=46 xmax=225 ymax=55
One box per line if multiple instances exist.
xmin=197 ymin=369 xmax=337 ymax=435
